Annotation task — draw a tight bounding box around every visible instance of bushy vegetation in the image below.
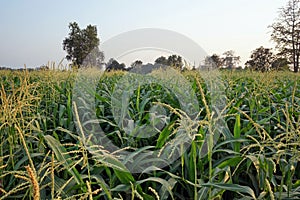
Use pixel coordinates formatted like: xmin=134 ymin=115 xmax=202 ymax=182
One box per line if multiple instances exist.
xmin=0 ymin=69 xmax=299 ymax=199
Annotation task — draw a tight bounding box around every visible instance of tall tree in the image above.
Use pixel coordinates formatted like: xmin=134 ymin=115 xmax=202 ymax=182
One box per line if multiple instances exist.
xmin=63 ymin=22 xmax=104 ymax=67
xmin=270 ymin=0 xmax=300 ymax=72
xmin=245 ymin=46 xmax=275 ymax=72
xmin=204 ymin=54 xmax=223 ymax=69
xmin=222 ymin=50 xmax=240 ymax=69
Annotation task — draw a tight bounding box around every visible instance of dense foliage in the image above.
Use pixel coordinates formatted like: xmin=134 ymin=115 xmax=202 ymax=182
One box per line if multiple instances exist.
xmin=0 ymin=69 xmax=299 ymax=199
xmin=270 ymin=0 xmax=300 ymax=72
xmin=63 ymin=22 xmax=104 ymax=67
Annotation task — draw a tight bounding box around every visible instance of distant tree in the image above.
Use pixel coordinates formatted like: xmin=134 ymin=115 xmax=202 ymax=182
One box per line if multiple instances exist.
xmin=204 ymin=54 xmax=223 ymax=69
xmin=37 ymin=65 xmax=49 ymax=71
xmin=62 ymin=22 xmax=104 ymax=67
xmin=245 ymin=46 xmax=275 ymax=72
xmin=167 ymin=55 xmax=184 ymax=69
xmin=155 ymin=56 xmax=168 ymax=65
xmin=129 ymin=63 xmax=158 ymax=74
xmin=270 ymin=0 xmax=300 ymax=72
xmin=223 ymin=50 xmax=240 ymax=69
xmin=272 ymin=57 xmax=290 ymax=71
xmin=155 ymin=55 xmax=184 ymax=69
xmin=106 ymin=58 xmax=126 ymax=71
xmin=131 ymin=60 xmax=143 ymax=68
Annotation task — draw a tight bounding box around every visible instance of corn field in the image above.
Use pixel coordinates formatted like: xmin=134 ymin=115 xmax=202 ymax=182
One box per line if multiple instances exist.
xmin=0 ymin=68 xmax=299 ymax=199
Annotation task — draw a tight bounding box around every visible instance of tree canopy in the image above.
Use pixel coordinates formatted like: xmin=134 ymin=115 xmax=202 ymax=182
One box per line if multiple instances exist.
xmin=62 ymin=22 xmax=104 ymax=67
xmin=270 ymin=0 xmax=300 ymax=72
xmin=131 ymin=60 xmax=143 ymax=68
xmin=154 ymin=54 xmax=184 ymax=70
xmin=105 ymin=58 xmax=126 ymax=71
xmin=204 ymin=51 xmax=240 ymax=69
xmin=222 ymin=50 xmax=241 ymax=69
xmin=204 ymin=54 xmax=223 ymax=69
xmin=245 ymin=46 xmax=290 ymax=72
xmin=245 ymin=46 xmax=275 ymax=72
xmin=154 ymin=56 xmax=169 ymax=66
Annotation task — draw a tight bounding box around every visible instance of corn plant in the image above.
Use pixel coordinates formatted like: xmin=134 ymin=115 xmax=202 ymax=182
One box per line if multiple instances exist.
xmin=0 ymin=68 xmax=299 ymax=199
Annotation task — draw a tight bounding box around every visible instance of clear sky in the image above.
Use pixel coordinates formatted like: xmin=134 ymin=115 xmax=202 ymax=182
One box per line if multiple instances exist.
xmin=0 ymin=0 xmax=287 ymax=68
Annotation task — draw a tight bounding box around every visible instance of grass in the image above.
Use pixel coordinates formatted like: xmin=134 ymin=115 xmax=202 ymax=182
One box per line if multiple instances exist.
xmin=0 ymin=68 xmax=299 ymax=199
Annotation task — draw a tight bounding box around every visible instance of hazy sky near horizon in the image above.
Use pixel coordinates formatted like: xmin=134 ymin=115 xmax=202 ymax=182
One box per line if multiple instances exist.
xmin=0 ymin=0 xmax=287 ymax=68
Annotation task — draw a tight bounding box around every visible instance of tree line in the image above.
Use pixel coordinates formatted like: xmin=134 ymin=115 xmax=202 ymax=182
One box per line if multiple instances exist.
xmin=62 ymin=0 xmax=300 ymax=72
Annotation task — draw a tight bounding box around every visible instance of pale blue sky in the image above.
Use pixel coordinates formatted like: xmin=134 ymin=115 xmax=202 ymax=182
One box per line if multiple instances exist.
xmin=0 ymin=0 xmax=286 ymax=68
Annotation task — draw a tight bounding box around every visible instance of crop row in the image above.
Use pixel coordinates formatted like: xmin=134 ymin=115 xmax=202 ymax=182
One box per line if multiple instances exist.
xmin=0 ymin=69 xmax=299 ymax=199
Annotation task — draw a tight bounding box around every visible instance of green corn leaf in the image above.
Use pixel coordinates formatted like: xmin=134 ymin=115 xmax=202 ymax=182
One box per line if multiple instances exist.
xmin=44 ymin=135 xmax=83 ymax=185
xmin=156 ymin=122 xmax=173 ymax=148
xmin=217 ymin=156 xmax=243 ymax=169
xmin=113 ymin=169 xmax=135 ymax=185
xmin=201 ymin=183 xmax=257 ymax=199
